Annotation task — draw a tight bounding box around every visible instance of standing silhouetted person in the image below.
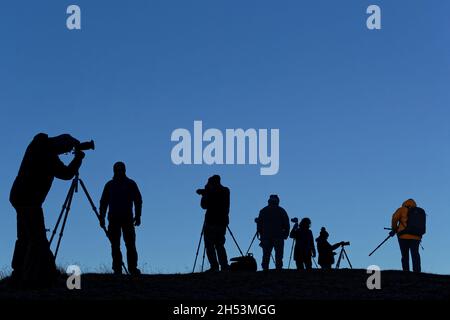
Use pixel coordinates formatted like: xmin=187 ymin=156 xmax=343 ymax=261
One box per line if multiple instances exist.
xmin=100 ymin=162 xmax=143 ymax=275
xmin=316 ymin=227 xmax=343 ymax=270
xmin=390 ymin=199 xmax=425 ymax=273
xmin=290 ymin=218 xmax=316 ymax=270
xmin=10 ymin=133 xmax=84 ymax=288
xmin=257 ymin=195 xmax=290 ymax=270
xmin=198 ymin=175 xmax=230 ymax=272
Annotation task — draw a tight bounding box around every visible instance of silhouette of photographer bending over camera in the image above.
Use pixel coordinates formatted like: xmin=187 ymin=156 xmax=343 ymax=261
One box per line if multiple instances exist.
xmin=10 ymin=133 xmax=85 ymax=288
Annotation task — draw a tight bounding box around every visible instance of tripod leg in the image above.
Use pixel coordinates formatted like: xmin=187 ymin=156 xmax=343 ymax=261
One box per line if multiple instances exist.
xmin=227 ymin=226 xmax=244 ymax=257
xmin=246 ymin=232 xmax=258 ymax=256
xmin=201 ymin=246 xmax=206 ymax=272
xmin=336 ymin=248 xmax=343 ymax=269
xmin=193 ymin=224 xmax=205 ymax=273
xmin=54 ymin=182 xmax=76 ymax=259
xmin=288 ymin=239 xmax=295 ymax=269
xmin=344 ymin=249 xmax=353 ymax=269
xmin=78 ymin=178 xmax=129 ymax=275
xmin=50 ymin=178 xmax=76 ymax=245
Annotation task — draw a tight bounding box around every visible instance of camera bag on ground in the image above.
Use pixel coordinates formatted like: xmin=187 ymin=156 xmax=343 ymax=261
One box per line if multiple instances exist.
xmin=229 ymin=253 xmax=257 ymax=272
xmin=399 ymin=207 xmax=426 ymax=236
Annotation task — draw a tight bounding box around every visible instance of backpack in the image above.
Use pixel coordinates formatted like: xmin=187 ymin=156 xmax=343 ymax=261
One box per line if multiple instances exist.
xmin=399 ymin=207 xmax=426 ymax=237
xmin=229 ymin=254 xmax=257 ymax=272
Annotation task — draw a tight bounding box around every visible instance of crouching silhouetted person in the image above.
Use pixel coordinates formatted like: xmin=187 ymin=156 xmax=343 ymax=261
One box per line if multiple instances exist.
xmin=100 ymin=162 xmax=143 ymax=275
xmin=10 ymin=133 xmax=84 ymax=288
xmin=316 ymin=227 xmax=343 ymax=270
xmin=198 ymin=175 xmax=230 ymax=272
xmin=290 ymin=218 xmax=316 ymax=270
xmin=257 ymin=195 xmax=290 ymax=270
xmin=390 ymin=199 xmax=425 ymax=273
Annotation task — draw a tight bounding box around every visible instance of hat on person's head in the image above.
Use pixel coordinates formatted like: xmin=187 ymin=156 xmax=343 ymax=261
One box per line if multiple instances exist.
xmin=320 ymin=227 xmax=329 ymax=238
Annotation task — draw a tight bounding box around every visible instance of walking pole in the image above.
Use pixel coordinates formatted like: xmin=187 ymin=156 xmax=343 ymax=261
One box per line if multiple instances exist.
xmin=369 ymin=234 xmax=393 ymax=256
xmin=201 ymin=246 xmax=206 ymax=272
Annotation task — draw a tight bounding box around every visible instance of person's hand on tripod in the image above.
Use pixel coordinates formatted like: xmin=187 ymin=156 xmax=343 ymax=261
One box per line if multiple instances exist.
xmin=134 ymin=216 xmax=141 ymax=227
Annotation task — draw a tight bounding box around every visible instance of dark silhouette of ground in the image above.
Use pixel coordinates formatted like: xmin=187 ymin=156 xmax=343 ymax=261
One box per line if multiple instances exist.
xmin=0 ymin=269 xmax=449 ymax=300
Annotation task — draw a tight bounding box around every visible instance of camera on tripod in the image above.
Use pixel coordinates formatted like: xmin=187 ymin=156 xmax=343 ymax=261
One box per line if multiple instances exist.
xmin=291 ymin=217 xmax=298 ymax=223
xmin=74 ymin=140 xmax=95 ymax=152
xmin=340 ymin=241 xmax=350 ymax=246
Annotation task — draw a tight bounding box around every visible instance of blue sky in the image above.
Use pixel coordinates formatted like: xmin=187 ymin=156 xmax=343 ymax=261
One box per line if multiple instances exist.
xmin=1 ymin=0 xmax=449 ymax=275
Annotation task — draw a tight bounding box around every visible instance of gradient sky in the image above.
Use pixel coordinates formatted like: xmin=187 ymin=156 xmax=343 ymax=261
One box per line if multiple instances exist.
xmin=1 ymin=0 xmax=449 ymax=275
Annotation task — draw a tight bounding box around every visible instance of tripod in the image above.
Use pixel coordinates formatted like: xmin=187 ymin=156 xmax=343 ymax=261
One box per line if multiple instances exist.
xmin=49 ymin=173 xmax=129 ymax=275
xmin=192 ymin=223 xmax=245 ymax=273
xmin=246 ymin=231 xmax=275 ymax=265
xmin=335 ymin=244 xmax=353 ymax=269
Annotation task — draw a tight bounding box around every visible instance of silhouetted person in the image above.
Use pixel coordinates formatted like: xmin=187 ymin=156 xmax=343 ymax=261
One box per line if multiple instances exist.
xmin=10 ymin=133 xmax=84 ymax=288
xmin=100 ymin=162 xmax=143 ymax=275
xmin=390 ymin=199 xmax=425 ymax=272
xmin=290 ymin=218 xmax=316 ymax=270
xmin=198 ymin=175 xmax=230 ymax=272
xmin=316 ymin=227 xmax=343 ymax=270
xmin=257 ymin=195 xmax=290 ymax=270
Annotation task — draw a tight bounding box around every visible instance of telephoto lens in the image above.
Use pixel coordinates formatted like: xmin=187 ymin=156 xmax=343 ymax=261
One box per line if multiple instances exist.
xmin=76 ymin=140 xmax=95 ymax=151
xmin=291 ymin=217 xmax=298 ymax=223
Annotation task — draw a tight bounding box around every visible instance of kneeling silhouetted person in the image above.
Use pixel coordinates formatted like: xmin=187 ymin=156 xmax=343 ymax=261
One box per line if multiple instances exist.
xmin=316 ymin=227 xmax=343 ymax=270
xmin=257 ymin=195 xmax=290 ymax=270
xmin=198 ymin=175 xmax=230 ymax=272
xmin=100 ymin=162 xmax=143 ymax=275
xmin=290 ymin=218 xmax=316 ymax=270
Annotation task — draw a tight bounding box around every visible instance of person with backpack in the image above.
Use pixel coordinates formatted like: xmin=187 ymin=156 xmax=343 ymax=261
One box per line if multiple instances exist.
xmin=290 ymin=218 xmax=316 ymax=270
xmin=390 ymin=199 xmax=426 ymax=273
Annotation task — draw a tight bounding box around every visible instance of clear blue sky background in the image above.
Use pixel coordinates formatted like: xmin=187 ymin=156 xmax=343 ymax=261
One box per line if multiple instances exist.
xmin=1 ymin=0 xmax=449 ymax=275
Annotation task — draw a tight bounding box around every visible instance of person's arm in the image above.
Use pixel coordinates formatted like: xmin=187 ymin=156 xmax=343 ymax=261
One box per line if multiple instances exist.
xmin=283 ymin=211 xmax=290 ymax=239
xmin=52 ymin=152 xmax=84 ymax=180
xmin=133 ymin=181 xmax=143 ymax=219
xmin=99 ymin=183 xmax=110 ymax=220
xmin=310 ymin=231 xmax=316 ymax=256
xmin=331 ymin=243 xmax=341 ymax=251
xmin=391 ymin=208 xmax=402 ymax=234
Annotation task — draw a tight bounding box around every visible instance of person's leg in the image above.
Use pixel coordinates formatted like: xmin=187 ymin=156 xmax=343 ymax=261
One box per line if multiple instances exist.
xmin=108 ymin=222 xmax=123 ymax=274
xmin=296 ymin=253 xmax=305 ymax=270
xmin=261 ymin=240 xmax=273 ymax=271
xmin=122 ymin=221 xmax=139 ymax=274
xmin=305 ymin=254 xmax=313 ymax=270
xmin=204 ymin=225 xmax=219 ymax=270
xmin=274 ymin=239 xmax=284 ymax=270
xmin=398 ymin=238 xmax=410 ymax=271
xmin=410 ymin=240 xmax=421 ymax=273
xmin=23 ymin=208 xmax=57 ymax=287
xmin=214 ymin=225 xmax=229 ymax=270
xmin=11 ymin=208 xmax=27 ymax=281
